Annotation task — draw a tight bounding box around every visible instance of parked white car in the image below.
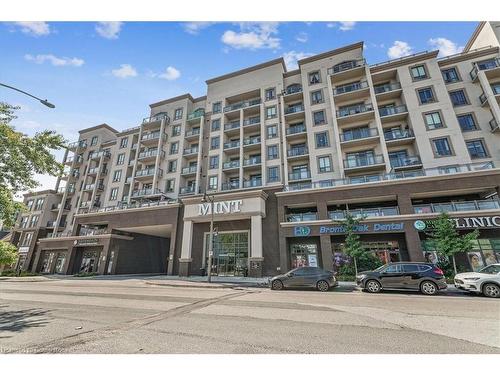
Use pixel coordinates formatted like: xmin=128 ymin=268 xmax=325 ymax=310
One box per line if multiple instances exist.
xmin=454 ymin=263 xmax=500 ymax=298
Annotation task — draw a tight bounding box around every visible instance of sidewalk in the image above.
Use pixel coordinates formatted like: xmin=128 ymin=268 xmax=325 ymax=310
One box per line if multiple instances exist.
xmin=144 ymin=275 xmax=271 ymax=289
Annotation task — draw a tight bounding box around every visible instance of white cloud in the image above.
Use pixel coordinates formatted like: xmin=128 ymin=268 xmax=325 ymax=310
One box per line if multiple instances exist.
xmin=339 ymin=21 xmax=356 ymax=31
xmin=13 ymin=22 xmax=51 ymax=36
xmin=183 ymin=22 xmax=215 ymax=35
xmin=387 ymin=41 xmax=414 ymax=59
xmin=95 ymin=22 xmax=123 ymax=39
xmin=221 ymin=22 xmax=280 ymax=50
xmin=296 ymin=32 xmax=308 ymax=43
xmin=159 ymin=66 xmax=181 ymax=81
xmin=24 ymin=54 xmax=84 ymax=67
xmin=428 ymin=37 xmax=464 ymax=57
xmin=326 ymin=23 xmax=335 ymax=28
xmin=283 ymin=51 xmax=314 ymax=70
xmin=111 ymin=64 xmax=137 ymax=78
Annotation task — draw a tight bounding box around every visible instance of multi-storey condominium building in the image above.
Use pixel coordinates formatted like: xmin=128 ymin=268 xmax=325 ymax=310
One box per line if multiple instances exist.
xmin=11 ymin=23 xmax=500 ymax=277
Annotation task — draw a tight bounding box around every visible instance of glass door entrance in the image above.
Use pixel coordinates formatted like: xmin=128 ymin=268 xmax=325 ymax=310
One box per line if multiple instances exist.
xmin=205 ymin=231 xmax=249 ymax=276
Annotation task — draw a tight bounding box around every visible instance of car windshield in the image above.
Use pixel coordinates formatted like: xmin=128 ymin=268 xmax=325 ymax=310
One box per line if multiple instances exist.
xmin=373 ymin=265 xmax=386 ymax=272
xmin=478 ymin=265 xmax=500 ymax=274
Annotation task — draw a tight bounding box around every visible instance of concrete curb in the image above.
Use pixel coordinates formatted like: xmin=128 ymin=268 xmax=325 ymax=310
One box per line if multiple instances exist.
xmin=0 ymin=276 xmax=53 ymax=282
xmin=143 ymin=280 xmax=268 ymax=289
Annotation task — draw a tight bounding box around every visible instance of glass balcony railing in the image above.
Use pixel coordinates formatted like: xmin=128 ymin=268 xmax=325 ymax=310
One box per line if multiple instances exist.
xmin=131 ymin=188 xmax=163 ymax=197
xmin=67 ymin=140 xmax=87 ymax=149
xmin=223 ymin=160 xmax=240 ymax=169
xmin=185 ymin=128 xmax=201 ymax=137
xmin=243 ymin=137 xmax=261 ymax=146
xmin=344 ymin=155 xmax=385 ymax=169
xmin=340 ymin=128 xmax=378 ymax=142
xmin=288 ymin=170 xmax=311 ymax=181
xmin=187 ymin=110 xmax=205 ymax=121
xmin=378 ymin=105 xmax=408 ymax=117
xmin=89 ymin=150 xmax=111 ymax=159
xmin=390 ymin=156 xmax=422 ymax=168
xmin=138 ymin=149 xmax=164 ymax=159
xmin=285 ymin=104 xmax=305 ymax=115
xmin=479 ymin=93 xmax=488 ymax=105
xmin=243 ymin=157 xmax=261 ymax=166
xmin=374 ymin=82 xmax=402 ymax=95
xmin=181 ymin=166 xmax=198 ymax=174
xmin=141 ymin=131 xmax=165 ymax=141
xmin=224 ymin=140 xmax=240 ymax=149
xmin=328 ymin=207 xmax=399 ymax=220
xmin=224 ymin=121 xmax=240 ymax=131
xmin=286 ymin=212 xmax=318 ymax=222
xmin=413 ymin=199 xmax=500 ymax=214
xmin=179 ymin=186 xmax=196 ymax=195
xmin=333 ymin=81 xmax=369 ymax=95
xmin=287 ymin=146 xmax=308 ymax=157
xmin=135 ymin=168 xmax=162 ymax=178
xmin=243 ymin=117 xmax=260 ymax=126
xmin=243 ymin=179 xmax=262 ymax=188
xmin=222 ymin=181 xmax=240 ymax=190
xmin=384 ymin=129 xmax=414 ymax=141
xmin=490 ymin=118 xmax=499 ymax=131
xmin=470 ymin=58 xmax=500 ymax=80
xmin=285 ymin=86 xmax=303 ymax=95
xmin=143 ymin=112 xmax=169 ymax=124
xmin=286 ymin=124 xmax=306 ymax=135
xmin=336 ymin=103 xmax=374 ymax=118
xmin=183 ymin=147 xmax=199 ymax=155
xmin=328 ymin=59 xmax=366 ymax=75
xmin=492 ymin=84 xmax=500 ymax=95
xmin=223 ymin=98 xmax=261 ymax=113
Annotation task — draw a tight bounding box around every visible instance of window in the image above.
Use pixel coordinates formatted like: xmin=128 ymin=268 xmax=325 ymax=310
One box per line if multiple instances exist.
xmin=442 ymin=67 xmax=460 ymax=83
xmin=318 ymin=156 xmax=332 ymax=173
xmin=211 ymin=119 xmax=220 ymax=131
xmin=266 ymin=106 xmax=277 ymax=119
xmin=439 ymin=165 xmax=461 ymax=174
xmin=166 ymin=179 xmax=175 ymax=193
xmin=212 ymin=102 xmax=222 ymax=114
xmin=424 ymin=112 xmax=444 ymax=130
xmin=209 ymin=155 xmax=219 ymax=169
xmin=403 ymin=264 xmax=420 ymax=273
xmin=315 ymin=132 xmax=329 ymax=148
xmin=268 ymin=166 xmax=280 ymax=183
xmin=174 ymin=108 xmax=183 ymax=120
xmin=30 ymin=215 xmax=39 ymax=227
xmin=26 ymin=200 xmax=34 ymax=211
xmin=210 ymin=136 xmax=220 ymax=150
xmin=168 ymin=160 xmax=177 ymax=173
xmin=21 ymin=232 xmax=33 ymax=247
xmin=265 ymin=87 xmax=276 ymax=101
xmin=109 ymin=188 xmax=118 ymax=201
xmin=432 ymin=138 xmax=453 ymax=157
xmin=170 ymin=142 xmax=179 ymax=154
xmin=417 ymin=87 xmax=436 ymax=104
xmin=267 ymin=145 xmax=279 ymax=160
xmin=267 ymin=124 xmax=278 ymax=139
xmin=116 ymin=153 xmax=125 ymax=165
xmin=119 ymin=137 xmax=128 ymax=148
xmin=310 ymin=90 xmax=323 ymax=104
xmin=112 ymin=170 xmax=122 ymax=182
xmin=20 ymin=216 xmax=29 ymax=228
xmin=313 ymin=110 xmax=326 ymax=125
xmin=449 ymin=90 xmax=469 ymax=106
xmin=410 ymin=65 xmax=427 ymax=80
xmin=90 ymin=136 xmax=98 ymax=146
xmin=34 ymin=198 xmax=44 ymax=210
xmin=172 ymin=125 xmax=181 ymax=137
xmin=308 ymin=71 xmax=321 ymax=85
xmin=384 ymin=264 xmax=402 ymax=273
xmin=208 ymin=176 xmax=218 ymax=190
xmin=466 ymin=140 xmax=488 ymax=159
xmin=457 ymin=113 xmax=477 ymax=131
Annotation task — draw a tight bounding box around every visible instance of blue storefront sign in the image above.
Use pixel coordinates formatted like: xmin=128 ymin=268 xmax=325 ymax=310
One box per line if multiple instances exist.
xmin=294 ymin=226 xmax=311 ymax=237
xmin=318 ymin=222 xmax=404 ymax=235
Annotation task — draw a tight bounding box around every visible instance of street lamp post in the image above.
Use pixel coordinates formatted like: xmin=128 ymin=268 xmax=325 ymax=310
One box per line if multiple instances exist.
xmin=202 ymin=192 xmax=215 ymax=283
xmin=0 ymin=82 xmax=56 ymax=108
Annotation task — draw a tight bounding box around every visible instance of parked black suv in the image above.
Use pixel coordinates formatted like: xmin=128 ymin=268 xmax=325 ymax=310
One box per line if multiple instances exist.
xmin=356 ymin=262 xmax=447 ymax=295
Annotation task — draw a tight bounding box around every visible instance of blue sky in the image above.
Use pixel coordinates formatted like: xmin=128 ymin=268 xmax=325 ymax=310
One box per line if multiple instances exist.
xmin=0 ymin=21 xmax=477 ymax=190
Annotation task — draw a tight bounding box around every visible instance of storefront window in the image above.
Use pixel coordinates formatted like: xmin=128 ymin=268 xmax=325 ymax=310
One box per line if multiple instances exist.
xmin=332 ymin=241 xmax=400 ymax=265
xmin=40 ymin=252 xmax=55 ymax=273
xmin=204 ymin=231 xmax=248 ymax=276
xmin=54 ymin=254 xmax=66 ymax=274
xmin=80 ymin=251 xmax=100 ymax=273
xmin=290 ymin=243 xmax=318 ymax=268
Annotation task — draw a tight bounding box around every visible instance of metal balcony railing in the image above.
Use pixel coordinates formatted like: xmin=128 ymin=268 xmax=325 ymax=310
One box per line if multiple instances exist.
xmin=413 ymin=199 xmax=500 ymax=214
xmin=243 ymin=179 xmax=262 ymax=188
xmin=243 ymin=137 xmax=261 ymax=146
xmin=288 ymin=170 xmax=311 ymax=181
xmin=181 ymin=166 xmax=198 ymax=174
xmin=222 ymin=181 xmax=240 ymax=190
xmin=390 ymin=156 xmax=422 ymax=168
xmin=135 ymin=168 xmax=162 ymax=177
xmin=79 ymin=228 xmax=109 ymax=236
xmin=138 ymin=149 xmax=164 ymax=159
xmin=336 ymin=103 xmax=374 ymax=118
xmin=243 ymin=157 xmax=261 ymax=166
xmin=340 ymin=128 xmax=378 ymax=142
xmin=224 ymin=121 xmax=240 ymax=131
xmin=286 ymin=212 xmax=318 ymax=222
xmin=328 ymin=207 xmax=399 ymax=220
xmin=183 ymin=147 xmax=199 ymax=155
xmin=89 ymin=150 xmax=111 ymax=159
xmin=223 ymin=98 xmax=261 ymax=113
xmin=131 ymin=188 xmax=163 ymax=197
xmin=479 ymin=93 xmax=488 ymax=105
xmin=374 ymin=82 xmax=402 ymax=94
xmin=224 ymin=140 xmax=240 ymax=149
xmin=328 ymin=59 xmax=366 ymax=75
xmin=344 ymin=155 xmax=385 ymax=169
xmin=179 ymin=186 xmax=196 ymax=195
xmin=286 ymin=124 xmax=306 ymax=135
xmin=333 ymin=81 xmax=369 ymax=95
xmin=223 ymin=160 xmax=240 ymax=169
xmin=185 ymin=128 xmax=201 ymax=137
xmin=141 ymin=131 xmax=165 ymax=141
xmin=67 ymin=140 xmax=87 ymax=149
xmin=285 ymin=86 xmax=303 ymax=95
xmin=142 ymin=113 xmax=170 ymax=124
xmin=287 ymin=146 xmax=308 ymax=157
xmin=285 ymin=104 xmax=305 ymax=115
xmin=384 ymin=129 xmax=414 ymax=141
xmin=490 ymin=118 xmax=499 ymax=131
xmin=378 ymin=105 xmax=408 ymax=117
xmin=243 ymin=117 xmax=260 ymax=126
xmin=187 ymin=110 xmax=205 ymax=121
xmin=470 ymin=58 xmax=500 ymax=80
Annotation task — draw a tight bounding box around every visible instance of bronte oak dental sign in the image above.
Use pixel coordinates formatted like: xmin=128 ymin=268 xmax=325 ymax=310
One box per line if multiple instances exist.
xmin=198 ymin=199 xmax=243 ymax=216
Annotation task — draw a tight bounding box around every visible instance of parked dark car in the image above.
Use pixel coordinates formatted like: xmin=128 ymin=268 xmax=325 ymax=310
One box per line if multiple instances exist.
xmin=356 ymin=262 xmax=447 ymax=295
xmin=270 ymin=266 xmax=338 ymax=292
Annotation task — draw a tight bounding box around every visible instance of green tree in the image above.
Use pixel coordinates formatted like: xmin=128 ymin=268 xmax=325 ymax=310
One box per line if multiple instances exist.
xmin=0 ymin=102 xmax=65 ymax=227
xmin=336 ymin=212 xmax=365 ymax=275
xmin=0 ymin=241 xmax=18 ymax=274
xmin=425 ymin=212 xmax=479 ymax=274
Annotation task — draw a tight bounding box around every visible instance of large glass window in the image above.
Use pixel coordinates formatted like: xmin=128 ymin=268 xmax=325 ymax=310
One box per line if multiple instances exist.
xmin=424 ymin=112 xmax=444 ymax=130
xmin=441 ymin=67 xmax=460 ymax=83
xmin=432 ymin=138 xmax=453 ymax=156
xmin=410 ymin=65 xmax=427 ymax=80
xmin=417 ymin=87 xmax=435 ymax=104
xmin=457 ymin=114 xmax=477 ymax=131
xmin=290 ymin=243 xmax=318 ymax=268
xmin=205 ymin=231 xmax=249 ymax=276
xmin=449 ymin=90 xmax=469 ymax=106
xmin=466 ymin=139 xmax=488 ymax=159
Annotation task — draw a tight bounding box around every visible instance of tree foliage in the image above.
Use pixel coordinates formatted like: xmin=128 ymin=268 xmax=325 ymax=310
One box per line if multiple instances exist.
xmin=0 ymin=102 xmax=66 ymax=227
xmin=0 ymin=241 xmax=18 ymax=267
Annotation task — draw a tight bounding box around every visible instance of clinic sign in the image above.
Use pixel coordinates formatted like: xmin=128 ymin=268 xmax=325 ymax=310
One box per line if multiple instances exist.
xmin=198 ymin=199 xmax=243 ymax=216
xmin=414 ymin=216 xmax=500 ymax=231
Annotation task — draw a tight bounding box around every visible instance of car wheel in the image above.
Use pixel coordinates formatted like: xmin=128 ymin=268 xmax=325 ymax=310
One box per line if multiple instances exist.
xmin=420 ymin=281 xmax=438 ymax=296
xmin=317 ymin=280 xmax=329 ymax=292
xmin=365 ymin=279 xmax=381 ymax=293
xmin=271 ymin=280 xmax=284 ymax=291
xmin=482 ymin=283 xmax=500 ymax=298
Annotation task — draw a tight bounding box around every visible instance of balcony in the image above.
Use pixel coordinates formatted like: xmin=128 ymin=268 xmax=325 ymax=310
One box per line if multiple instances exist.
xmin=67 ymin=140 xmax=87 ymax=150
xmin=222 ymin=181 xmax=240 ymax=191
xmin=223 ymin=160 xmax=240 ymax=170
xmin=413 ymin=199 xmax=500 ymax=214
xmin=51 ymin=203 xmax=71 ymax=211
xmin=181 ymin=165 xmax=198 ymax=175
xmin=333 ymin=81 xmax=370 ymax=102
xmin=185 ymin=128 xmax=201 ymax=138
xmin=179 ymin=186 xmax=196 ymax=195
xmin=470 ymin=58 xmax=500 ymax=81
xmin=142 ymin=112 xmax=169 ymax=125
xmin=83 ymin=183 xmax=95 ymax=191
xmin=288 ymin=170 xmax=311 ymax=181
xmin=490 ymin=118 xmax=499 ymax=133
xmin=243 ymin=179 xmax=262 ymax=188
xmin=223 ymin=98 xmax=261 ymax=113
xmin=286 ymin=212 xmax=318 ymax=222
xmin=243 ymin=156 xmax=261 ymax=167
xmin=384 ymin=129 xmax=415 ymax=145
xmin=138 ymin=149 xmax=165 ymax=161
xmin=286 ymin=124 xmax=307 ymax=137
xmin=287 ymin=146 xmax=309 ymax=158
xmin=135 ymin=168 xmax=163 ymax=179
xmin=187 ymin=109 xmax=205 ymax=121
xmin=374 ymin=82 xmax=402 ymax=100
xmin=64 ymin=155 xmax=83 ymax=165
xmin=78 ymin=228 xmax=109 ymax=236
xmin=328 ymin=207 xmax=399 ymax=220
xmin=336 ymin=103 xmax=374 ymax=123
xmin=183 ymin=146 xmax=199 ymax=157
xmin=224 ymin=120 xmax=241 ymax=133
xmin=344 ymin=155 xmax=385 ymax=171
xmin=479 ymin=92 xmax=488 ymax=106
xmin=141 ymin=131 xmax=166 ymax=143
xmin=223 ymin=140 xmax=240 ymax=151
xmin=243 ymin=137 xmax=261 ymax=148
xmin=284 ymin=104 xmax=305 ymax=119
xmin=390 ymin=156 xmax=423 ymax=170
xmin=339 ymin=128 xmax=379 ymax=145
xmin=243 ymin=116 xmax=261 ymax=128
xmin=87 ymin=166 xmax=106 ymax=176
xmin=89 ymin=150 xmax=111 ymax=160
xmin=328 ymin=59 xmax=366 ymax=80
xmin=284 ymin=85 xmax=303 ymax=96
xmin=131 ymin=188 xmax=164 ymax=198
xmin=378 ymin=105 xmax=408 ymax=122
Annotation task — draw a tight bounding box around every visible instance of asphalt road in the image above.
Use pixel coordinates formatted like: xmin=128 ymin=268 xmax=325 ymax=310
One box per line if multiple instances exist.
xmin=0 ymin=278 xmax=499 ymax=354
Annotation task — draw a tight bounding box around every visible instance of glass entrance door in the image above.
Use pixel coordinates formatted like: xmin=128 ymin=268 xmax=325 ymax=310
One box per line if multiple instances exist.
xmin=54 ymin=254 xmax=66 ymax=274
xmin=79 ymin=250 xmax=100 ymax=273
xmin=205 ymin=231 xmax=249 ymax=276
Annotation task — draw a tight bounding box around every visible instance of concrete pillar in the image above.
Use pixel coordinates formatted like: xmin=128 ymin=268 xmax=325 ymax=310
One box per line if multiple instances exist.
xmin=179 ymin=220 xmax=193 ymax=276
xmin=397 ymin=192 xmax=414 ymax=215
xmin=405 ymin=227 xmax=424 ymax=262
xmin=317 ymin=200 xmax=329 ymax=220
xmin=63 ymin=246 xmax=77 ymax=275
xmin=30 ymin=248 xmax=42 ymax=273
xmin=249 ymin=215 xmax=263 ymax=277
xmin=97 ymin=238 xmax=112 ymax=275
xmin=320 ymin=235 xmax=333 ymax=270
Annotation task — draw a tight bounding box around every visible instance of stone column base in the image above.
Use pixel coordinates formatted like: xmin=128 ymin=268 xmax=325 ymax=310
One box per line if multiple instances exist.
xmin=248 ymin=257 xmax=264 ymax=278
xmin=178 ymin=258 xmax=193 ymax=277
